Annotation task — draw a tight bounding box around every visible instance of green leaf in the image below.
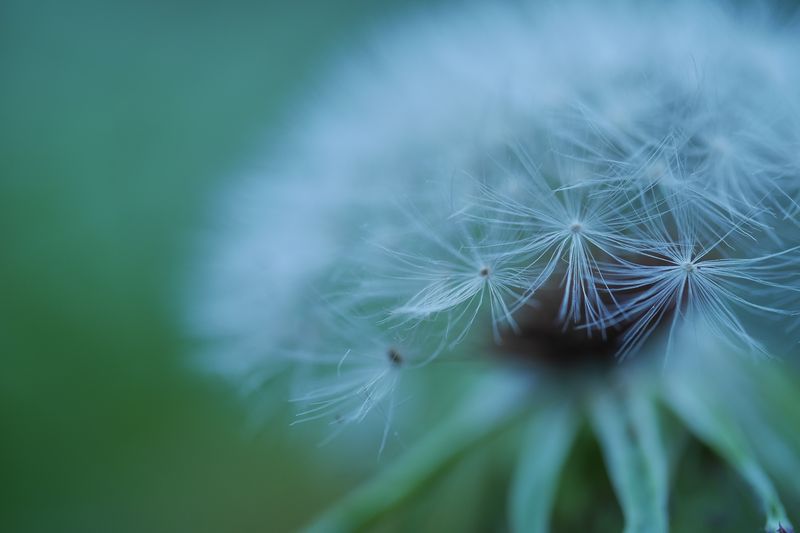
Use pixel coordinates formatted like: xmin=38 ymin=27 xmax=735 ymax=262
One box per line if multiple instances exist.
xmin=305 ymin=375 xmax=530 ymax=533
xmin=664 ymin=378 xmax=793 ymax=533
xmin=708 ymin=357 xmax=800 ymax=505
xmin=509 ymin=401 xmax=579 ymax=533
xmin=589 ymin=387 xmax=670 ymax=533
xmin=509 ymin=404 xmax=579 ymax=533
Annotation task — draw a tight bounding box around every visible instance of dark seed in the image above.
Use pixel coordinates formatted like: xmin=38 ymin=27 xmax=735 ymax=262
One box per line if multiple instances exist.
xmin=387 ymin=347 xmax=403 ymax=366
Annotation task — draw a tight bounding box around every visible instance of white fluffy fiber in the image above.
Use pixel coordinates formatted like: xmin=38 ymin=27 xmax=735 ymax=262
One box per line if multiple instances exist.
xmin=189 ymin=0 xmax=800 ymax=394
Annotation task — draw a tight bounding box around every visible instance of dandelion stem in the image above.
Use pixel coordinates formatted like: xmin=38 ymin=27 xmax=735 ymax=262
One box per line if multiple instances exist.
xmin=304 ymin=375 xmax=530 ymax=533
xmin=589 ymin=385 xmax=671 ymax=533
xmin=664 ymin=378 xmax=793 ymax=532
xmin=509 ymin=401 xmax=579 ymax=533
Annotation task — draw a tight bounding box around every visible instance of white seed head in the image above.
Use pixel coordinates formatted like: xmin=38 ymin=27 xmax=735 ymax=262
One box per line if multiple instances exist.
xmin=189 ymin=0 xmax=800 ymax=451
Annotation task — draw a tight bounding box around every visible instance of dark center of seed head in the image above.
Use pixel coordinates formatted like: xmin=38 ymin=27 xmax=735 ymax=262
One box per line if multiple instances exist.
xmin=491 ymin=252 xmax=688 ymax=375
xmin=493 ymin=285 xmax=665 ymax=375
xmin=496 ymin=299 xmax=619 ymax=374
xmin=479 ymin=266 xmax=491 ymax=278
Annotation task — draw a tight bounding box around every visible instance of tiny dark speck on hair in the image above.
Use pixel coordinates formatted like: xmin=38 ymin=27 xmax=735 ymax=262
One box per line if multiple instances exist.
xmin=387 ymin=347 xmax=403 ymax=366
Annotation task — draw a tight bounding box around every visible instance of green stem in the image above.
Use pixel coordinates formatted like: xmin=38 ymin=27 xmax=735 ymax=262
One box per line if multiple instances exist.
xmin=589 ymin=385 xmax=670 ymax=533
xmin=509 ymin=401 xmax=579 ymax=533
xmin=664 ymin=378 xmax=792 ymax=532
xmin=305 ymin=375 xmax=530 ymax=533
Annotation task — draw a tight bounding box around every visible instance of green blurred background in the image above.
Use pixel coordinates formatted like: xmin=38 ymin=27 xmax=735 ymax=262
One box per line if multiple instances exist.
xmin=0 ymin=1 xmax=429 ymax=531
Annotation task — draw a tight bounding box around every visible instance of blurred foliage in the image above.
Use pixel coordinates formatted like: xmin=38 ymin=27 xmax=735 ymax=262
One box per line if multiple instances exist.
xmin=0 ymin=1 xmax=424 ymax=531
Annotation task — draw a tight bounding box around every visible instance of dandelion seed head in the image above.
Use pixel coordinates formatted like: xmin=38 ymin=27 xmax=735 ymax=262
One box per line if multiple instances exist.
xmin=191 ymin=2 xmax=800 ymax=502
